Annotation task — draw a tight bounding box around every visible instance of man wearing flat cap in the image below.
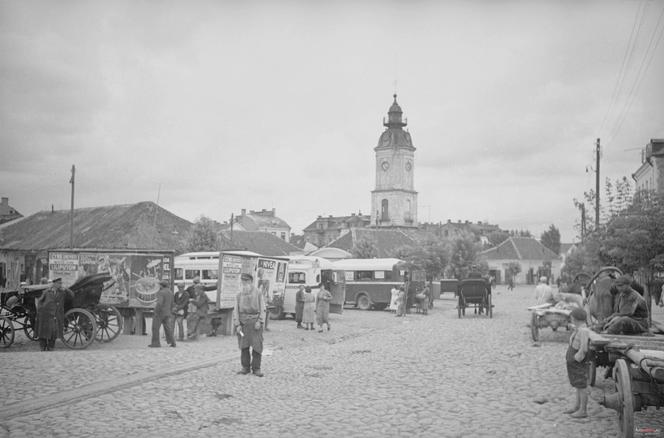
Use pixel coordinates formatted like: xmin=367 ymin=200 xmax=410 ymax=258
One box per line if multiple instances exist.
xmin=149 ymin=278 xmax=176 ymax=347
xmin=36 ymin=278 xmax=73 ymax=351
xmin=232 ymin=272 xmax=266 ymax=377
xmin=602 ymin=274 xmax=649 ymax=335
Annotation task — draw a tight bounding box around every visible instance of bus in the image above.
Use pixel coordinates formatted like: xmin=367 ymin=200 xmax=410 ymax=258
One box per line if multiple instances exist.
xmin=272 ymin=255 xmax=345 ymax=319
xmin=333 ymin=258 xmax=417 ymax=310
xmin=174 ymin=252 xmax=219 ymax=301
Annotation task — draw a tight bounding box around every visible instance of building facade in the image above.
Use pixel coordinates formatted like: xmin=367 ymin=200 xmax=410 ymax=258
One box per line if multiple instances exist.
xmin=302 ymin=212 xmax=370 ymax=247
xmin=633 ymin=139 xmax=664 ymax=194
xmin=232 ymin=208 xmax=291 ymax=241
xmin=0 ymin=197 xmax=22 ymax=225
xmin=370 ymin=95 xmax=418 ymax=228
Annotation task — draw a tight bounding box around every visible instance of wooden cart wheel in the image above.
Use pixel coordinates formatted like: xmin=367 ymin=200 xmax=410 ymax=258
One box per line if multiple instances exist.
xmin=587 ymin=354 xmax=597 ymax=387
xmin=63 ymin=308 xmax=97 ymax=349
xmin=0 ymin=316 xmax=15 ymax=348
xmin=530 ymin=312 xmax=539 ymax=342
xmin=94 ymin=305 xmax=123 ymax=343
xmin=23 ymin=315 xmax=38 ymax=341
xmin=530 ymin=312 xmax=540 ymax=341
xmin=614 ymin=359 xmax=635 ymax=438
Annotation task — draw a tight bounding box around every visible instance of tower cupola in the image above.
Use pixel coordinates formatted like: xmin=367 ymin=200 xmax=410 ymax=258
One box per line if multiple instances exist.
xmin=383 ymin=94 xmax=407 ymax=128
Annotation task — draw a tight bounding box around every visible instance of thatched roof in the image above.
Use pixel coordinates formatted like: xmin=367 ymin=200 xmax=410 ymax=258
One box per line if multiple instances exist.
xmin=0 ymin=202 xmax=191 ymax=251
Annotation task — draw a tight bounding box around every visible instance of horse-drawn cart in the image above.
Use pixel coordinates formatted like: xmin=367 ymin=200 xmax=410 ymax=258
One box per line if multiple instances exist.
xmin=457 ymin=279 xmax=492 ymax=318
xmin=589 ymin=331 xmax=664 ymax=438
xmin=0 ymin=273 xmax=122 ymax=349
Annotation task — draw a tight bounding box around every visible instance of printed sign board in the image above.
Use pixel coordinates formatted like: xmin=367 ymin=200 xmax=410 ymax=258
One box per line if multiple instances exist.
xmin=217 ymin=252 xmax=288 ymax=309
xmin=48 ymin=250 xmax=174 ymax=308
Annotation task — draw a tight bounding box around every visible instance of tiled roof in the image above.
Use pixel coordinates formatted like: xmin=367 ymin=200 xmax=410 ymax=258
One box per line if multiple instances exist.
xmin=0 ymin=202 xmax=191 ymax=251
xmin=327 ymin=228 xmax=416 ymax=258
xmin=480 ymin=237 xmax=561 ymax=261
xmin=220 ymin=231 xmax=302 ymax=257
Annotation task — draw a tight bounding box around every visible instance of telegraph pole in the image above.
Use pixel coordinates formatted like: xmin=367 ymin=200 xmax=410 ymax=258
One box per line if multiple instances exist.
xmin=69 ymin=165 xmax=75 ymax=248
xmin=595 ymin=138 xmax=600 ymax=230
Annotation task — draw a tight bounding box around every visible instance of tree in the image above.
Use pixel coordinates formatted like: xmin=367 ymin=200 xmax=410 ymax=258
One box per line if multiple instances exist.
xmin=487 ymin=230 xmax=510 ymax=247
xmin=448 ymin=233 xmax=481 ymax=279
xmin=540 ymin=224 xmax=561 ymax=255
xmin=352 ymin=237 xmax=378 ymax=259
xmin=186 ymin=216 xmax=220 ymax=252
xmin=392 ymin=240 xmax=450 ymax=281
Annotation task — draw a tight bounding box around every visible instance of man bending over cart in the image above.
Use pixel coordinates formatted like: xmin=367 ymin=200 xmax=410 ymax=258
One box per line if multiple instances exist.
xmin=602 ymin=274 xmax=648 ymax=335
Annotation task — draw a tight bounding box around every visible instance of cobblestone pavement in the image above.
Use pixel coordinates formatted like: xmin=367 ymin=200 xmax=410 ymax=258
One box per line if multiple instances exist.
xmin=1 ymin=285 xmax=663 ymax=437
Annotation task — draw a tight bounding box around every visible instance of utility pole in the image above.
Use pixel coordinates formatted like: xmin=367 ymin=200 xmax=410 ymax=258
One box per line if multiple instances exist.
xmin=69 ymin=165 xmax=75 ymax=249
xmin=580 ymin=203 xmax=586 ymax=243
xmin=595 ymin=138 xmax=600 ymax=230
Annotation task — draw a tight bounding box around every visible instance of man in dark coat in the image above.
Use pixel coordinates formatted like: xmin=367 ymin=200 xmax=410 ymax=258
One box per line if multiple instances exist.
xmin=187 ymin=284 xmax=210 ymax=340
xmin=172 ymin=284 xmax=189 ymax=341
xmin=603 ymin=275 xmax=649 ymax=335
xmin=148 ymin=279 xmax=176 ymax=348
xmin=36 ymin=278 xmax=73 ymax=351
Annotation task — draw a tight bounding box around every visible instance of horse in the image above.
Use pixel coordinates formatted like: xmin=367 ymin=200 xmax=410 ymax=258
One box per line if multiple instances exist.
xmin=585 ymin=267 xmax=623 ymax=327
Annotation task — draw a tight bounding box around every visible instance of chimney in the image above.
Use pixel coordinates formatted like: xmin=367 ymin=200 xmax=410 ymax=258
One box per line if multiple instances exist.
xmin=241 ymin=209 xmax=246 ymax=215
xmin=1 ymin=197 xmax=7 ymax=207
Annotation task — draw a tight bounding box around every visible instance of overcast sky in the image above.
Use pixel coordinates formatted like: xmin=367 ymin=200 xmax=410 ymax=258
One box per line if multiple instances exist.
xmin=2 ymin=1 xmax=663 ymax=243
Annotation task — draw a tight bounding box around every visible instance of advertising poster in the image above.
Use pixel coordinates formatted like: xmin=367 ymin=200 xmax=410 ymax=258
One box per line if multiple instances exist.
xmin=219 ymin=254 xmax=247 ymax=309
xmin=48 ymin=250 xmax=173 ymax=308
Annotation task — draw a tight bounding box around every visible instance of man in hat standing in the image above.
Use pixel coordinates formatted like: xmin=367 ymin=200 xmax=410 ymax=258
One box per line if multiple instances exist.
xmin=603 ymin=274 xmax=649 ymax=335
xmin=36 ymin=278 xmax=73 ymax=351
xmin=149 ymin=279 xmax=176 ymax=348
xmin=232 ymin=273 xmax=266 ymax=377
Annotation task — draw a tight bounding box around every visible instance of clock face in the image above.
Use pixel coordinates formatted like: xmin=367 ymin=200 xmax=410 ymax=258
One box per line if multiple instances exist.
xmin=381 ymin=161 xmax=390 ymax=171
xmin=405 ymin=161 xmax=412 ymax=171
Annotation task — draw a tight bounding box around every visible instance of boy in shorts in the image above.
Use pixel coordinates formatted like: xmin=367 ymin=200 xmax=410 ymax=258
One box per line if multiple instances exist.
xmin=564 ymin=307 xmax=591 ymax=418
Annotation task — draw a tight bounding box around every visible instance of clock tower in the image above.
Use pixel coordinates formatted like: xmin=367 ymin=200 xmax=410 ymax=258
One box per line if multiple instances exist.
xmin=371 ymin=94 xmax=418 ymax=228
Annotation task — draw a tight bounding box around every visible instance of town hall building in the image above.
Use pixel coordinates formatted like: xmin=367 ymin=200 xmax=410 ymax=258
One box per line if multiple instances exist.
xmin=370 ymin=94 xmax=418 ymax=228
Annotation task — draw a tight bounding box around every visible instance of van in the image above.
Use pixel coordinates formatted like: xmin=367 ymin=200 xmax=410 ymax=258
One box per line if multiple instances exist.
xmin=271 ymin=255 xmax=345 ymax=319
xmin=174 ymin=252 xmax=219 ymax=301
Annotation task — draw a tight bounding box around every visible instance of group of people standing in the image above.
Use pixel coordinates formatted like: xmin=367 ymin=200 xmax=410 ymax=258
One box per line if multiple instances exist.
xmin=294 ymin=284 xmax=332 ymax=331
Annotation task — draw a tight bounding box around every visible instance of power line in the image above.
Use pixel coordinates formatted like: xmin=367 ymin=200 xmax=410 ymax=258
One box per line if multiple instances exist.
xmin=599 ymin=0 xmax=646 ymax=135
xmin=608 ymin=3 xmax=664 ymax=145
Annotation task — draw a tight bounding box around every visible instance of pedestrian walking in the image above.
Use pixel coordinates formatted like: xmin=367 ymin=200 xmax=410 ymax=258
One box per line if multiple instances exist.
xmin=232 ymin=273 xmax=265 ymax=377
xmin=187 ymin=284 xmax=209 ymax=340
xmin=295 ymin=285 xmax=305 ymax=328
xmin=564 ymin=307 xmax=591 ymax=419
xmin=302 ymin=286 xmax=315 ymax=330
xmin=149 ymin=279 xmax=176 ymax=348
xmin=36 ymin=278 xmax=73 ymax=351
xmin=316 ymin=283 xmax=332 ymax=332
xmin=172 ymin=284 xmax=188 ymax=341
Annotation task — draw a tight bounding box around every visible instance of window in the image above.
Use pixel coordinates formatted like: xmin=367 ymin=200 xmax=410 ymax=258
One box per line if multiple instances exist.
xmin=355 ymin=271 xmax=374 ymax=281
xmin=174 ymin=268 xmax=184 ymax=280
xmin=289 ymin=272 xmax=306 ymax=284
xmin=375 ymin=271 xmax=385 ymax=279
xmin=185 ymin=269 xmax=199 ymax=280
xmin=381 ymin=199 xmax=389 ymax=221
xmin=281 ymin=232 xmax=286 ymax=240
xmin=202 ymin=269 xmax=218 ymax=280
